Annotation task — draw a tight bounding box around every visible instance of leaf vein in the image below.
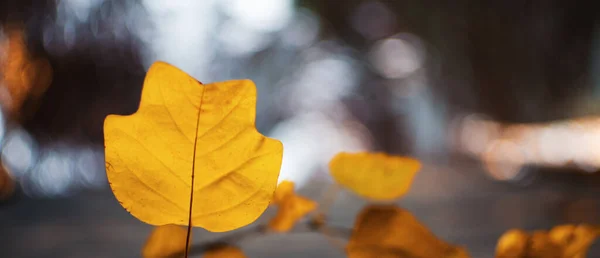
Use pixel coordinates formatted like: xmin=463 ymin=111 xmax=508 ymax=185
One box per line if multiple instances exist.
xmin=124 ymin=162 xmax=188 ymax=213
xmin=197 ymin=150 xmax=274 ymax=191
xmin=195 ymin=93 xmax=245 ymax=141
xmin=197 ymin=127 xmax=248 ymax=158
xmin=119 ymin=129 xmax=190 ymax=187
xmin=159 ymin=82 xmax=194 ymax=144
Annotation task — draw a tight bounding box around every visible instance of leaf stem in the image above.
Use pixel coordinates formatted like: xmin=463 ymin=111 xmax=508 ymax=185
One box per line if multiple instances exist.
xmin=185 ymin=87 xmax=206 ymax=257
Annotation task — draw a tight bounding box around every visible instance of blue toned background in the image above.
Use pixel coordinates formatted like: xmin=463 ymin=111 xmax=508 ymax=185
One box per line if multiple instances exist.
xmin=1 ymin=0 xmax=600 ymax=257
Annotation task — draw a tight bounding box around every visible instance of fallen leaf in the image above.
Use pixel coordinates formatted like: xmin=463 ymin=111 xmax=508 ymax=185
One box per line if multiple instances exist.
xmin=142 ymin=224 xmax=190 ymax=258
xmin=495 ymin=224 xmax=598 ymax=258
xmin=527 ymin=231 xmax=563 ymax=258
xmin=549 ymin=224 xmax=598 ymax=258
xmin=104 ymin=61 xmax=284 ymax=232
xmin=495 ymin=229 xmax=528 ymax=258
xmin=272 ymin=180 xmax=295 ymax=204
xmin=347 ymin=205 xmax=470 ymax=258
xmin=329 ymin=152 xmax=421 ymax=201
xmin=268 ymin=180 xmax=317 ymax=232
xmin=203 ymin=245 xmax=247 ymax=258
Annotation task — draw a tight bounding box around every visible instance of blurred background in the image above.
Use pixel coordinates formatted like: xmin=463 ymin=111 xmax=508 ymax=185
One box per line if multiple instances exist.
xmin=2 ymin=0 xmax=600 ymax=257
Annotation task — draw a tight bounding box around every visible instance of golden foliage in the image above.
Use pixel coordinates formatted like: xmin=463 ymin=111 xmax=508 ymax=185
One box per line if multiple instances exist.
xmin=347 ymin=205 xmax=470 ymax=258
xmin=203 ymin=245 xmax=247 ymax=258
xmin=496 ymin=224 xmax=598 ymax=258
xmin=329 ymin=152 xmax=421 ymax=201
xmin=104 ymin=61 xmax=283 ymax=232
xmin=268 ymin=180 xmax=317 ymax=232
xmin=495 ymin=229 xmax=529 ymax=258
xmin=142 ymin=225 xmax=190 ymax=258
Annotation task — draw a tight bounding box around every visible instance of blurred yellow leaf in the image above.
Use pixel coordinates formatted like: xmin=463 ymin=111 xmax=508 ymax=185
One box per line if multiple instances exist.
xmin=272 ymin=180 xmax=295 ymax=204
xmin=495 ymin=224 xmax=598 ymax=258
xmin=496 ymin=230 xmax=562 ymax=258
xmin=268 ymin=181 xmax=317 ymax=232
xmin=549 ymin=224 xmax=598 ymax=258
xmin=495 ymin=229 xmax=528 ymax=258
xmin=329 ymin=152 xmax=421 ymax=201
xmin=104 ymin=61 xmax=284 ymax=232
xmin=528 ymin=231 xmax=563 ymax=258
xmin=203 ymin=245 xmax=247 ymax=258
xmin=142 ymin=225 xmax=190 ymax=258
xmin=347 ymin=205 xmax=470 ymax=258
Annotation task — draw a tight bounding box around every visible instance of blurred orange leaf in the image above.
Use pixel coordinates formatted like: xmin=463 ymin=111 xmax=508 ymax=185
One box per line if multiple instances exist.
xmin=203 ymin=245 xmax=247 ymax=258
xmin=142 ymin=224 xmax=190 ymax=258
xmin=0 ymin=163 xmax=14 ymax=200
xmin=104 ymin=61 xmax=284 ymax=232
xmin=496 ymin=224 xmax=598 ymax=258
xmin=0 ymin=23 xmax=52 ymax=118
xmin=268 ymin=180 xmax=317 ymax=232
xmin=329 ymin=152 xmax=421 ymax=201
xmin=347 ymin=205 xmax=470 ymax=258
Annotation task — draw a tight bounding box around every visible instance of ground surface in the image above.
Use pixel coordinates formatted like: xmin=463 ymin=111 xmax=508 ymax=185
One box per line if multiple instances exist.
xmin=2 ymin=160 xmax=600 ymax=258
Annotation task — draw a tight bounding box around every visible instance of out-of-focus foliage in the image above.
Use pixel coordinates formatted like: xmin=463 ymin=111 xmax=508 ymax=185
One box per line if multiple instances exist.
xmin=0 ymin=162 xmax=14 ymax=200
xmin=495 ymin=224 xmax=598 ymax=258
xmin=103 ymin=61 xmax=283 ymax=232
xmin=202 ymin=245 xmax=247 ymax=258
xmin=142 ymin=224 xmax=189 ymax=258
xmin=268 ymin=180 xmax=317 ymax=232
xmin=329 ymin=152 xmax=421 ymax=200
xmin=347 ymin=205 xmax=470 ymax=258
xmin=0 ymin=23 xmax=52 ymax=120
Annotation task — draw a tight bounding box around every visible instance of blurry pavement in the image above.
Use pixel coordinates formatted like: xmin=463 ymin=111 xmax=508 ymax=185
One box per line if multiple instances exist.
xmin=2 ymin=159 xmax=600 ymax=258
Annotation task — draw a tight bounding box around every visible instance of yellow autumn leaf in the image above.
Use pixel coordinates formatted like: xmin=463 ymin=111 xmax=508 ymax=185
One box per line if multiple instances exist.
xmin=347 ymin=204 xmax=470 ymax=258
xmin=527 ymin=231 xmax=563 ymax=258
xmin=203 ymin=245 xmax=247 ymax=258
xmin=549 ymin=224 xmax=598 ymax=258
xmin=495 ymin=229 xmax=528 ymax=258
xmin=268 ymin=180 xmax=317 ymax=232
xmin=142 ymin=224 xmax=190 ymax=258
xmin=104 ymin=61 xmax=284 ymax=232
xmin=496 ymin=224 xmax=598 ymax=258
xmin=329 ymin=152 xmax=421 ymax=201
xmin=272 ymin=180 xmax=295 ymax=204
